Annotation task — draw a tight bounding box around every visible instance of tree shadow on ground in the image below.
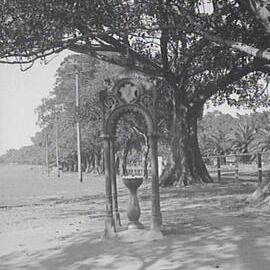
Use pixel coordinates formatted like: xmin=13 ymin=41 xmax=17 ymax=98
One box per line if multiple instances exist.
xmin=1 ymin=176 xmax=269 ymax=270
xmin=2 ymin=214 xmax=270 ymax=270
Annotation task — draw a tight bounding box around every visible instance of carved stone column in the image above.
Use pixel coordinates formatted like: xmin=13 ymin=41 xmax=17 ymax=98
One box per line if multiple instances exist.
xmin=149 ymin=133 xmax=162 ymax=233
xmin=109 ymin=136 xmax=121 ymax=228
xmin=102 ymin=134 xmax=115 ymax=238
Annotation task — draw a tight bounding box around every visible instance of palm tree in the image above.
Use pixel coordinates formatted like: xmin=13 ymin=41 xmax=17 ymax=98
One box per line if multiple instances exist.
xmin=206 ymin=130 xmax=231 ymax=156
xmin=255 ymin=126 xmax=270 ymax=152
xmin=199 ymin=130 xmax=232 ymax=165
xmin=230 ymin=121 xmax=257 ymax=163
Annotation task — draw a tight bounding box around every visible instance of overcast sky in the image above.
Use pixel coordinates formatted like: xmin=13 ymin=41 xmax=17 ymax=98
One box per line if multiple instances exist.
xmin=0 ymin=50 xmax=71 ymax=155
xmin=0 ymin=50 xmax=268 ymax=155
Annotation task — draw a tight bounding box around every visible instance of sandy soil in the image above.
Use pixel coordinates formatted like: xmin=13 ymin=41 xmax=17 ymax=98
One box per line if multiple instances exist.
xmin=1 ymin=164 xmax=270 ymax=270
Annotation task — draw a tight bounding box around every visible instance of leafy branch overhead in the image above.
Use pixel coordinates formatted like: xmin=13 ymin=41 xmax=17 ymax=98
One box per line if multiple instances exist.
xmin=1 ymin=0 xmax=269 ymax=186
xmin=0 ymin=1 xmax=269 ymax=102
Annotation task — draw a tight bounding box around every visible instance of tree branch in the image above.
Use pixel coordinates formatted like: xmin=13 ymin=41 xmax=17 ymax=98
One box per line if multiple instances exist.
xmin=248 ymin=0 xmax=270 ymax=34
xmin=98 ymin=35 xmax=164 ymax=72
xmin=203 ymin=33 xmax=270 ymax=62
xmin=69 ymin=43 xmax=163 ymax=77
xmin=198 ymin=64 xmax=260 ymax=103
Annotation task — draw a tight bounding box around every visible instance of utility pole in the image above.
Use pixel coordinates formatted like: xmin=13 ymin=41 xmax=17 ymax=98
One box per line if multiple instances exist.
xmin=75 ymin=70 xmax=83 ymax=182
xmin=45 ymin=134 xmax=50 ymax=177
xmin=55 ymin=119 xmax=60 ymax=178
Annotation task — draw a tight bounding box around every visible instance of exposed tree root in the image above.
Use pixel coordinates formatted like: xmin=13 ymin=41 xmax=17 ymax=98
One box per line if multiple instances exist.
xmin=247 ymin=173 xmax=270 ymax=207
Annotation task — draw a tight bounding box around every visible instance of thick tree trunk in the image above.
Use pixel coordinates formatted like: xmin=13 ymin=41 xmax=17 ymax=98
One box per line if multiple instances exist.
xmin=160 ymin=105 xmax=213 ymax=186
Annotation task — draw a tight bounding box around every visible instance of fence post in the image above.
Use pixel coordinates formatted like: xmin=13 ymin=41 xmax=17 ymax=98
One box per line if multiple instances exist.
xmin=217 ymin=156 xmax=221 ymax=182
xmin=235 ymin=155 xmax=239 ymax=181
xmin=257 ymin=152 xmax=262 ymax=184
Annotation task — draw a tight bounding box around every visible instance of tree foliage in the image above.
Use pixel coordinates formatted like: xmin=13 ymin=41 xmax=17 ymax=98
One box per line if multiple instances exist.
xmin=198 ymin=110 xmax=270 ymax=157
xmin=1 ymin=0 xmax=269 ymax=185
xmin=198 ymin=111 xmax=237 ymax=155
xmin=33 ymin=54 xmax=121 ymax=172
xmin=33 ymin=55 xmax=152 ymax=173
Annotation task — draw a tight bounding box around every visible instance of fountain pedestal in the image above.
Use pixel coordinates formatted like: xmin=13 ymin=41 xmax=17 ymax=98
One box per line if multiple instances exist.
xmin=122 ymin=176 xmax=144 ymax=229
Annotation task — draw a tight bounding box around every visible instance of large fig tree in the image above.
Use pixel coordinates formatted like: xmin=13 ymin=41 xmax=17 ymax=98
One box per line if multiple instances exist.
xmin=0 ymin=0 xmax=269 ymax=185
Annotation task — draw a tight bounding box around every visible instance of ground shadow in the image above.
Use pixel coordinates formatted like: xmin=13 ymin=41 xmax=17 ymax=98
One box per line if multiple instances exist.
xmin=1 ymin=175 xmax=270 ymax=270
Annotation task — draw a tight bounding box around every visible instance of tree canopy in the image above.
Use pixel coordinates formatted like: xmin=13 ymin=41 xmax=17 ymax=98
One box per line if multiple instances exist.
xmin=1 ymin=0 xmax=269 ymax=185
xmin=1 ymin=1 xmax=269 ymax=111
xmin=1 ymin=1 xmax=270 ymax=63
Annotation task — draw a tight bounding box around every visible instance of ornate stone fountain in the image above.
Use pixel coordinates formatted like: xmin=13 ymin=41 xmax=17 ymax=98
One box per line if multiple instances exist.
xmin=122 ymin=176 xmax=144 ymax=229
xmin=99 ymin=76 xmax=162 ymax=238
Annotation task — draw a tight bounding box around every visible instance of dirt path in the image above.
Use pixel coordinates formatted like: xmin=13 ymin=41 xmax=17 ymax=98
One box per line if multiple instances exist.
xmin=1 ymin=167 xmax=270 ymax=270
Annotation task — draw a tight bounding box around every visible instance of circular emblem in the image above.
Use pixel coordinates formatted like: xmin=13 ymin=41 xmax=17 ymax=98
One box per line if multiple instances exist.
xmin=117 ymin=81 xmax=139 ymax=104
